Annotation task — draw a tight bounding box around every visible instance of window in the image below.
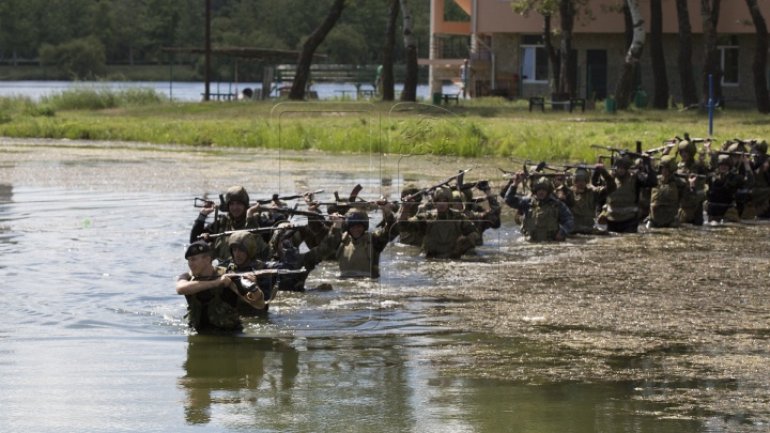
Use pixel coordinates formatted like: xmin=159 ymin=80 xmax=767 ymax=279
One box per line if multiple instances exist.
xmin=521 ymin=37 xmax=548 ymax=83
xmin=719 ymin=38 xmax=739 ymax=86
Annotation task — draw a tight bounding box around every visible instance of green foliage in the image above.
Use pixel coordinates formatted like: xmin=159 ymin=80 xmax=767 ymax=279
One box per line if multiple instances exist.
xmin=5 ymin=98 xmax=770 ymax=165
xmin=40 ymin=88 xmax=166 ymax=111
xmin=39 ymin=37 xmax=107 ymax=79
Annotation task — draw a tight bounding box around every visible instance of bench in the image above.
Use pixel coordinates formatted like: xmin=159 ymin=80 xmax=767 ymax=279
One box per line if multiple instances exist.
xmin=201 ymin=92 xmax=236 ymax=101
xmin=442 ymin=92 xmax=460 ymax=105
xmin=529 ymin=96 xmax=586 ymax=113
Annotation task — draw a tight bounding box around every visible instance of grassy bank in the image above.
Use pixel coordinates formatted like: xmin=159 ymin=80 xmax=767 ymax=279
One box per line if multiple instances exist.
xmin=1 ymin=88 xmax=768 ymax=162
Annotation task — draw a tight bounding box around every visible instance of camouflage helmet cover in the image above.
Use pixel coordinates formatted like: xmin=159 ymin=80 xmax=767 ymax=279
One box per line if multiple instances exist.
xmin=224 ymin=186 xmax=250 ymax=209
xmin=659 ymin=155 xmax=677 ymax=172
xmin=531 ymin=177 xmax=554 ymax=194
xmin=345 ymin=209 xmax=369 ymax=231
xmin=432 ymin=186 xmax=453 ymax=202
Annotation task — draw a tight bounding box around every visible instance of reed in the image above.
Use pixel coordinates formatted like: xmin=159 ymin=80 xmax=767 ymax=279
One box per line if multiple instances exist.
xmin=1 ymin=92 xmax=768 ymax=163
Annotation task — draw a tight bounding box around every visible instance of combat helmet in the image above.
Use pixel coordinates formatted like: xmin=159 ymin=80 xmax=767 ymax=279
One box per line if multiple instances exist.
xmin=432 ymin=186 xmax=452 ymax=202
xmin=531 ymin=177 xmax=554 ymax=194
xmin=613 ymin=156 xmax=633 ymax=170
xmin=344 ymin=209 xmax=369 ymax=231
xmin=228 ymin=230 xmax=258 ymax=261
xmin=659 ymin=155 xmax=677 ymax=173
xmin=677 ymin=140 xmax=696 ymax=156
xmin=223 ymin=186 xmax=250 ymax=211
xmin=573 ymin=168 xmax=590 ymax=183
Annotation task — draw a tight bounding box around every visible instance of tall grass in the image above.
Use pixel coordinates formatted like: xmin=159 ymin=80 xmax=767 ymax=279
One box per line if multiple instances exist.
xmin=1 ymin=92 xmax=769 ymax=163
xmin=41 ymin=87 xmax=166 ymax=110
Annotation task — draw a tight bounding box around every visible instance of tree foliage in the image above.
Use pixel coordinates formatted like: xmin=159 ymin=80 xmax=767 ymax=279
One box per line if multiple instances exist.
xmin=0 ymin=0 xmax=429 ymax=74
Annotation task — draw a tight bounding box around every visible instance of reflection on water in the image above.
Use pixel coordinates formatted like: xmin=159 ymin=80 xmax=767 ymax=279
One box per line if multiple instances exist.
xmin=180 ymin=336 xmax=299 ymax=425
xmin=0 ymin=139 xmax=768 ymax=432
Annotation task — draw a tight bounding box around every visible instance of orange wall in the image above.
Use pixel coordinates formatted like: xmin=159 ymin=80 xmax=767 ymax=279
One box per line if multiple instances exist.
xmin=470 ymin=0 xmax=769 ymax=35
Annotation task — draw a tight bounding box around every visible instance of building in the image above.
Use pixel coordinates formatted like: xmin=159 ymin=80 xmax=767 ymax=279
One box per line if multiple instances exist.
xmin=427 ymin=0 xmax=770 ymax=107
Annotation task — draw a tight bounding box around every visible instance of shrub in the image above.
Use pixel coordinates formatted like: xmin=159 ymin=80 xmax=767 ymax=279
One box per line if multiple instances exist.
xmin=39 ymin=37 xmax=107 ymax=80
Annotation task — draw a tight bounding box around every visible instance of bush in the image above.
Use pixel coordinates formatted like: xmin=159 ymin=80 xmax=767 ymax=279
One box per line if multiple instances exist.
xmin=39 ymin=37 xmax=107 ymax=80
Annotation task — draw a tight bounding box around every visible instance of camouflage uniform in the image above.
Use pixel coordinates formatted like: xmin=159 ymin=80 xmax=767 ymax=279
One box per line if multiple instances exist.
xmin=649 ymin=155 xmax=688 ymax=228
xmin=190 ymin=186 xmax=269 ymax=262
xmin=336 ymin=209 xmax=395 ymax=278
xmin=504 ymin=177 xmax=573 ymax=242
xmin=398 ymin=187 xmax=479 ymax=258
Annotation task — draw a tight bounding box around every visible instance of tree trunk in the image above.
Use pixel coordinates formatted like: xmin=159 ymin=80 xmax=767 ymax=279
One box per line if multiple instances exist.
xmin=615 ymin=0 xmax=645 ymax=109
xmin=745 ymin=0 xmax=770 ymax=113
xmin=400 ymin=0 xmax=418 ymax=102
xmin=700 ymin=0 xmax=722 ymax=106
xmin=382 ymin=0 xmax=400 ymax=101
xmin=650 ymin=0 xmax=669 ymax=109
xmin=558 ymin=0 xmax=575 ymax=96
xmin=289 ymin=0 xmax=346 ymax=100
xmin=675 ymin=0 xmax=699 ymax=107
xmin=542 ymin=14 xmax=560 ymax=93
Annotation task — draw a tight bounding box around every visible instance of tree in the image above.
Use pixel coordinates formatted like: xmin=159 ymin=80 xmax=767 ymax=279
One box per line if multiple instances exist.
xmin=614 ymin=0 xmax=644 ymax=109
xmin=649 ymin=0 xmax=668 ymax=109
xmin=700 ymin=0 xmax=722 ymax=106
xmin=289 ymin=0 xmax=346 ymax=100
xmin=399 ymin=0 xmax=418 ymax=101
xmin=557 ymin=0 xmax=576 ymax=96
xmin=511 ymin=0 xmax=581 ymax=96
xmin=744 ymin=0 xmax=770 ymax=113
xmin=675 ymin=0 xmax=699 ymax=107
xmin=382 ymin=0 xmax=400 ymax=101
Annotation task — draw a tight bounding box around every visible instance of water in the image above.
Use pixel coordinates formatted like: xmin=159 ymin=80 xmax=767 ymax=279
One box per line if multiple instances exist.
xmin=0 ymin=138 xmax=768 ymax=432
xmin=0 ymin=80 xmax=461 ymax=102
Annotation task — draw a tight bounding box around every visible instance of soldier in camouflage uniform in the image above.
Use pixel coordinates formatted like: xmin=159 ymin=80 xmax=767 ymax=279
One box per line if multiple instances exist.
xmin=648 ymin=155 xmax=689 ymax=228
xmin=176 ymin=240 xmax=244 ymax=333
xmin=190 ymin=185 xmax=269 ymax=262
xmin=503 ymin=174 xmax=573 ymax=242
xmin=335 ymin=205 xmax=395 ymax=278
xmin=570 ymin=166 xmax=611 ymax=235
xmin=675 ymin=140 xmax=709 ymax=225
xmin=594 ymin=156 xmax=657 ymax=233
xmin=396 ymin=186 xmax=479 ymax=258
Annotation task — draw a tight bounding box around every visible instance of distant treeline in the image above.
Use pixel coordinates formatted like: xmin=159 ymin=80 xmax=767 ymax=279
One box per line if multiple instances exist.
xmin=0 ymin=0 xmax=459 ymax=81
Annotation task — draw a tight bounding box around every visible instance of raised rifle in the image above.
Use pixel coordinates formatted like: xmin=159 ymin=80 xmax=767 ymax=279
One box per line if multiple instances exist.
xmin=403 ymin=168 xmax=473 ymax=201
xmin=590 ymin=143 xmax=653 ymax=160
xmin=202 ymin=223 xmax=306 ymax=240
xmin=254 ymin=189 xmax=324 ymax=205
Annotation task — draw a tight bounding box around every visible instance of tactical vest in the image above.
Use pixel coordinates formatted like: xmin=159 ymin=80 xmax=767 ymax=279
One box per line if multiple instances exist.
xmin=650 ymin=177 xmax=681 ymax=227
xmin=605 ymin=177 xmax=638 ymax=222
xmin=185 ymin=268 xmax=241 ymax=331
xmin=337 ymin=232 xmax=378 ymax=278
xmin=523 ymin=199 xmax=560 ymax=242
xmin=571 ymin=190 xmax=597 ymax=233
xmin=423 ymin=210 xmax=464 ymax=258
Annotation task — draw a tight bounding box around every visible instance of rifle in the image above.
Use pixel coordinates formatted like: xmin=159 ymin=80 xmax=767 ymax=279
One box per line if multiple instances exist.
xmin=591 ymin=144 xmax=653 ymax=160
xmin=716 ymin=150 xmax=754 ymax=158
xmin=202 ymin=223 xmax=306 ymax=240
xmin=193 ymin=197 xmax=216 ymax=208
xmin=253 ymin=204 xmax=329 ymax=219
xmin=254 ymin=189 xmax=324 ymax=205
xmin=404 ymin=168 xmax=473 ymax=201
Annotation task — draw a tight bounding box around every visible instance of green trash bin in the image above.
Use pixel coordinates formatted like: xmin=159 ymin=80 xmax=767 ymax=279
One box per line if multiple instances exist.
xmin=605 ymin=97 xmax=616 ymax=114
xmin=634 ymin=90 xmax=648 ymax=108
xmin=432 ymin=92 xmax=442 ymax=105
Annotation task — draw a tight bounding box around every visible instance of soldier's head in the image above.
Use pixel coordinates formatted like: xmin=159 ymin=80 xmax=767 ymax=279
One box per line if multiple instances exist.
xmin=228 ymin=231 xmax=258 ymax=266
xmin=401 ymin=183 xmax=421 ymax=201
xmin=573 ymin=168 xmax=589 ymax=189
xmin=755 ymin=140 xmax=768 ymax=155
xmin=677 ymin=140 xmax=696 ymax=160
xmin=185 ymin=240 xmax=213 ymax=273
xmin=659 ymin=155 xmax=677 ymax=175
xmin=717 ymin=154 xmax=732 ymax=173
xmin=224 ymin=186 xmax=250 ymax=218
xmin=344 ymin=209 xmax=369 ymax=238
xmin=613 ymin=156 xmax=632 ymax=177
xmin=531 ymin=177 xmax=553 ymax=200
xmin=432 ymin=186 xmax=452 ymax=212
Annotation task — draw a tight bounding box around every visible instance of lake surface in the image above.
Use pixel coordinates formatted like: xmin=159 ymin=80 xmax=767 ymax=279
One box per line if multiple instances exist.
xmin=0 ymin=137 xmax=768 ymax=432
xmin=0 ymin=80 xmax=461 ymax=102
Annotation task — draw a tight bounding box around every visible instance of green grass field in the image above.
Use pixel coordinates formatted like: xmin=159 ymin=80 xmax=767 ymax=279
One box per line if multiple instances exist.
xmin=1 ymin=88 xmax=766 ymax=162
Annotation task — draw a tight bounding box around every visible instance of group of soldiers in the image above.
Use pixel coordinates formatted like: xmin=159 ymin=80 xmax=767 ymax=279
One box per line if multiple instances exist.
xmin=176 ymin=134 xmax=770 ymax=333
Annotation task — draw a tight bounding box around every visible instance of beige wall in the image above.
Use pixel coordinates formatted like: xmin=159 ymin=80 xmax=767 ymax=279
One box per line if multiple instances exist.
xmin=475 ymin=0 xmax=770 ymax=34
